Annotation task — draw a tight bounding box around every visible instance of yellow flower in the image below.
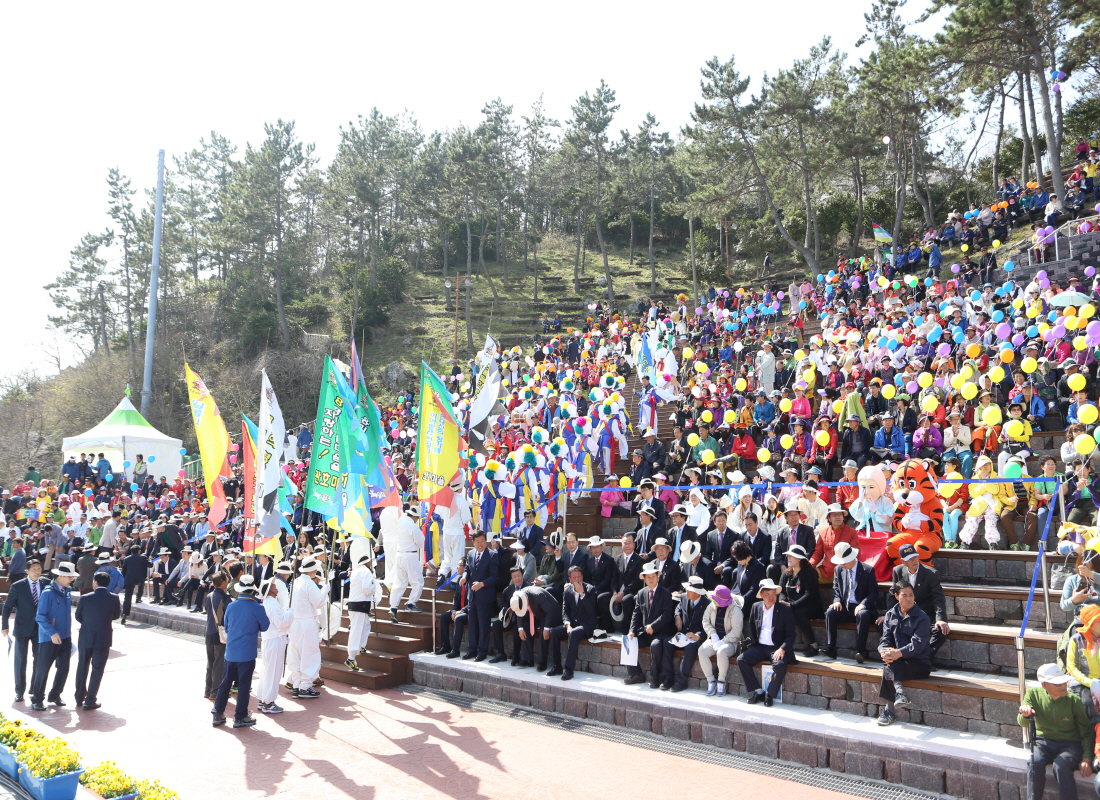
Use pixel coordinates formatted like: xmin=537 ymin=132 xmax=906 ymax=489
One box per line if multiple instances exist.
xmin=17 ymin=736 xmax=81 ymax=779
xmin=81 ymin=761 xmax=138 ymax=798
xmin=135 ymin=778 xmax=181 ymax=800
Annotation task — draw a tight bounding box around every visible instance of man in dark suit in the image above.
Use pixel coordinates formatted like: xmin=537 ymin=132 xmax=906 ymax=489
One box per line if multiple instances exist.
xmin=624 ymin=561 xmax=676 ymax=687
xmin=628 ymin=450 xmax=652 ymax=486
xmin=663 ymin=575 xmax=711 ymax=692
xmin=878 ymin=543 xmax=950 ymax=660
xmin=768 ymin=503 xmax=816 ymax=584
xmin=73 ymin=571 xmax=121 ymax=709
xmin=462 ymin=531 xmax=497 ymax=662
xmin=611 ymin=532 xmax=644 ymax=634
xmin=737 ymin=578 xmax=797 ymax=706
xmin=584 ymin=537 xmax=618 ymax=632
xmin=548 ymin=565 xmax=597 ymax=679
xmin=823 ymin=542 xmax=879 ymax=663
xmin=651 ymin=539 xmax=679 ymax=592
xmin=632 ymin=505 xmax=663 ymax=561
xmin=515 ymin=510 xmax=545 ymax=561
xmin=678 ymin=541 xmax=716 ymax=592
xmin=120 ymin=545 xmax=150 ymax=624
xmin=520 ymin=585 xmax=562 ymax=670
xmin=739 ymin=514 xmax=772 ymax=563
xmin=726 ymin=541 xmax=766 ymax=612
xmin=704 ymin=510 xmax=738 ymax=572
xmin=489 ymin=566 xmax=529 ymax=664
xmin=633 ymin=480 xmax=666 ymax=533
xmin=555 ymin=532 xmax=588 ymax=576
xmin=1 ymin=560 xmax=48 ymax=701
xmin=438 ymin=559 xmax=469 ymax=656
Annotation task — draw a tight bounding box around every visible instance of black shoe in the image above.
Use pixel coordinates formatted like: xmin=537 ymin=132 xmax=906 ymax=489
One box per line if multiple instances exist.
xmin=855 ymin=651 xmax=866 ymax=665
xmin=13 ymin=695 xmax=22 ymax=703
xmin=461 ymin=652 xmax=476 ymax=660
xmin=624 ymin=675 xmax=645 ymax=686
xmin=670 ymin=683 xmax=687 ymax=693
xmin=509 ymin=660 xmax=520 ymax=667
xmin=82 ymin=702 xmax=101 ymax=711
xmin=292 ymin=689 xmax=300 ymax=698
xmin=764 ymin=694 xmax=774 ymax=707
xmin=389 ymin=609 xmax=399 ymax=623
xmin=660 ymin=680 xmax=673 ymax=691
xmin=489 ymin=654 xmax=507 ymax=664
xmin=648 ymin=680 xmax=661 ymax=690
xmin=297 ymin=688 xmax=321 ymax=699
xmin=74 ymin=696 xmax=85 ymax=707
xmin=520 ymin=661 xmax=534 ymax=668
xmin=434 ymin=647 xmax=448 ymax=655
xmin=561 ymin=669 xmax=573 ymax=681
xmin=31 ymin=702 xmax=45 ymax=711
xmin=535 ymin=663 xmax=547 ymax=672
xmin=746 ymin=692 xmax=763 ymax=705
xmin=803 ymin=645 xmax=819 ymax=657
xmin=47 ymin=696 xmax=65 ymax=707
xmin=404 ymin=603 xmax=422 ymax=613
xmin=120 ymin=617 xmax=127 ymax=626
xmin=546 ymin=666 xmax=562 ymax=677
xmin=233 ymin=716 xmax=257 ymax=728
xmin=473 ymin=654 xmax=486 ymax=663
xmin=212 ymin=714 xmax=226 ymax=726
xmin=822 ymin=649 xmax=837 ymax=660
xmin=446 ymin=651 xmax=461 ymax=659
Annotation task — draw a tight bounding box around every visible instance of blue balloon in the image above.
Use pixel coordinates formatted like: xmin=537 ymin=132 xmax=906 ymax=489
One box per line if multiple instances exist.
xmin=131 ymin=483 xmax=139 ymax=492
xmin=800 ymin=301 xmax=807 ymax=309
xmin=178 ymin=447 xmax=187 ymax=455
xmin=1049 ymin=311 xmax=1058 ymax=323
xmin=1005 ymin=281 xmax=1015 ymax=292
xmin=1027 ymin=325 xmax=1038 ymax=338
xmin=877 ymin=337 xmax=888 ymax=347
xmin=953 ymin=329 xmax=965 ymax=343
xmin=169 ymin=499 xmax=176 ymax=507
xmin=123 ymin=460 xmax=131 ymax=469
xmin=1005 ymin=261 xmax=1015 ymax=271
xmin=970 ymin=291 xmax=981 ymax=302
xmin=925 ymin=278 xmax=933 ymax=286
xmin=85 ymin=489 xmax=93 ymax=497
xmin=148 ymin=456 xmax=155 ymax=463
xmin=828 ymin=270 xmax=836 ymax=279
xmin=992 ymin=310 xmax=1004 ymax=322
xmin=817 ymin=275 xmax=825 ymax=283
xmin=928 ymin=327 xmax=943 ymax=342
xmin=887 ymin=339 xmax=898 ymax=350
xmin=913 ymin=316 xmax=924 ymax=327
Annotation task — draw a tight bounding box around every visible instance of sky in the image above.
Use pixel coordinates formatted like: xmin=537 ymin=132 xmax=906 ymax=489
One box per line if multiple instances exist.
xmin=2 ymin=0 xmax=961 ymax=381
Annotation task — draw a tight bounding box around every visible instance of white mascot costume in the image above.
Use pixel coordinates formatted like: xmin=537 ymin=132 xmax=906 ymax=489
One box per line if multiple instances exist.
xmin=287 ymin=556 xmax=326 ymax=696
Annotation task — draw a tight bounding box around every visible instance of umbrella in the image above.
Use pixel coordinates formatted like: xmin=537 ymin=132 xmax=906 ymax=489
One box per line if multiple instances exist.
xmin=1049 ymin=291 xmax=1093 ymax=307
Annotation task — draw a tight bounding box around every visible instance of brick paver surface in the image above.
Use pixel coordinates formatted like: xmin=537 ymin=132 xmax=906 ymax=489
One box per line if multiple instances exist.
xmin=0 ymin=623 xmax=863 ymax=799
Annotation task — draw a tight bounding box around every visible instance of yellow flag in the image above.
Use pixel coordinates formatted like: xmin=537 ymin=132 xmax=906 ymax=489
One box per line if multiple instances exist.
xmin=185 ymin=364 xmax=231 ymax=528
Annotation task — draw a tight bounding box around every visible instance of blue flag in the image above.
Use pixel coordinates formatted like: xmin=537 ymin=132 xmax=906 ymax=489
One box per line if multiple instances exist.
xmin=638 ymin=333 xmax=657 ymax=381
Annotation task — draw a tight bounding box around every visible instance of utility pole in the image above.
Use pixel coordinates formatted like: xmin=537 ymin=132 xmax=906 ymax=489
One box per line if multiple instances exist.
xmin=141 ymin=150 xmax=165 ymax=419
xmin=97 ymin=282 xmax=110 ymax=355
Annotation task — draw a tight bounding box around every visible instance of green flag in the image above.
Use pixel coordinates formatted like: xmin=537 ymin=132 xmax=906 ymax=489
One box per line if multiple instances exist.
xmin=304 ymin=356 xmax=363 ymax=521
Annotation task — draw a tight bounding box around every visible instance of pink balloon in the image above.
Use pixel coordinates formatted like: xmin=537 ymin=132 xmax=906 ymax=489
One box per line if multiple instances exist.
xmin=177 ymin=469 xmax=186 ymax=477
xmin=228 ymin=455 xmax=237 ymax=464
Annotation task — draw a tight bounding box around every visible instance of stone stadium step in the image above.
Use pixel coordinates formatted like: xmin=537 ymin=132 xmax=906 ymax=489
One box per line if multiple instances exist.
xmin=318 ymin=659 xmax=401 ymax=691
xmin=933 ymin=548 xmax=1050 ymax=587
xmin=371 ymin=617 xmax=433 ymax=643
xmin=319 ymin=641 xmax=411 ymax=678
xmin=881 ymin=581 xmax=1068 ymax=631
xmin=411 ymin=653 xmax=1040 ymax=800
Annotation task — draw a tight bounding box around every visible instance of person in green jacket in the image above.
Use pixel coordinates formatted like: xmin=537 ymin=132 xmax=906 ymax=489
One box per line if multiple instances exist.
xmin=691 ymin=423 xmax=719 ymax=466
xmin=1018 ymin=663 xmax=1094 ymax=800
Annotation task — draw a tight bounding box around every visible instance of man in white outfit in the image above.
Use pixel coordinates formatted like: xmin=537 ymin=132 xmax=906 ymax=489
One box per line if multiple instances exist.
xmin=286 ymin=556 xmax=325 ymax=699
xmin=436 ymin=478 xmax=472 ymax=580
xmin=386 ymin=506 xmax=426 ymax=621
xmin=256 ymin=578 xmax=293 ymax=713
xmin=344 ymin=552 xmax=377 ymax=672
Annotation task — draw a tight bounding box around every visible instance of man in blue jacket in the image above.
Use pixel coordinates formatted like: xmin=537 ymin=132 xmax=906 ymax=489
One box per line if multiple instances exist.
xmin=30 ymin=561 xmax=77 ymax=711
xmin=212 ymin=574 xmax=270 ymax=729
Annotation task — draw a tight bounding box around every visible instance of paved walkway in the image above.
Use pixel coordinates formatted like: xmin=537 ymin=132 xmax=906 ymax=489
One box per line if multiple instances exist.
xmin=0 ymin=624 xmax=865 ymax=800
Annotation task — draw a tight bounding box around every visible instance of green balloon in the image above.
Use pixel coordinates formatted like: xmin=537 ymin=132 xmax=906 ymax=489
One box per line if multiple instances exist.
xmin=1004 ymin=462 xmax=1022 ymax=479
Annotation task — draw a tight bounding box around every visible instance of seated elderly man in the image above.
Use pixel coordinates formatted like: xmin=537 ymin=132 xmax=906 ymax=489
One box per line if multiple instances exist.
xmin=611 ymin=532 xmax=644 ymax=634
xmin=1018 ymin=664 xmax=1094 ymax=800
xmin=679 ymin=540 xmax=716 ymax=592
xmin=436 ymin=559 xmax=468 ymax=656
xmin=624 ymin=561 xmax=676 ymax=688
xmin=876 ymin=581 xmax=932 ymax=726
xmin=698 ymin=584 xmax=744 ymax=697
xmin=725 ymin=540 xmax=765 ymax=617
xmin=822 ymin=542 xmax=878 ymax=663
xmin=737 ymin=578 xmax=797 ymax=707
xmin=547 ymin=565 xmax=597 ymax=680
xmin=512 ymin=585 xmax=563 ymax=670
xmin=650 ymin=537 xmax=679 ymax=592
xmin=877 ymin=543 xmax=950 ymax=663
xmin=489 ymin=565 xmax=529 ymax=665
xmin=661 ymin=575 xmax=711 ymax=692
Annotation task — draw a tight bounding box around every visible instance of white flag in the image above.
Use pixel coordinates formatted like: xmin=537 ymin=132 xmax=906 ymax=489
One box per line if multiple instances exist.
xmin=256 ymin=369 xmax=286 ymax=540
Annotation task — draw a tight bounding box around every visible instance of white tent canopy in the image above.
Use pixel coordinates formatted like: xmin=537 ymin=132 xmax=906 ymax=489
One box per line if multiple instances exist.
xmin=62 ymin=397 xmax=183 ymax=484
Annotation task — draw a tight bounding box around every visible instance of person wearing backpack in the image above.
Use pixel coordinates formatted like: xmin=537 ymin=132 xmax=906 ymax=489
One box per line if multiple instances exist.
xmin=1061 ymin=551 xmax=1100 ymax=619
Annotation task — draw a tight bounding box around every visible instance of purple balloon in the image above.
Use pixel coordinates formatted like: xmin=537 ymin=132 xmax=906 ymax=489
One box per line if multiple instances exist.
xmin=695 ymin=307 xmax=703 ymax=315
xmin=906 ymin=381 xmax=919 ymax=394
xmin=1039 ymin=278 xmax=1050 ymax=288
xmin=951 ymin=264 xmax=960 ymax=273
xmin=1087 ymin=267 xmax=1097 ymax=277
xmin=936 ymin=343 xmax=951 ymax=356
xmin=722 ymin=291 xmax=730 ymax=298
xmin=777 ymin=292 xmax=785 ymax=300
xmin=1087 ymin=321 xmax=1100 ymax=337
xmin=1037 ymin=271 xmax=1048 ymax=280
xmin=995 ymin=322 xmax=1012 ymax=339
xmin=935 ymin=377 xmax=946 ymax=389
xmin=1042 ymin=329 xmax=1054 ymax=342
xmin=1011 ymin=333 xmax=1025 ymax=346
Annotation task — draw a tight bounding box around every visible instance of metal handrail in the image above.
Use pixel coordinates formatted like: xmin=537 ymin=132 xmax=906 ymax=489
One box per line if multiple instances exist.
xmin=1026 ymin=209 xmax=1100 ymax=266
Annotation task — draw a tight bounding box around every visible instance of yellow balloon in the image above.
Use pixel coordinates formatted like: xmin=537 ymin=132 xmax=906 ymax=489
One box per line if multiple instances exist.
xmin=701 ymin=449 xmax=716 ymax=465
xmin=989 ymin=366 xmax=1005 ymax=383
xmin=882 ymin=384 xmax=896 ymax=399
xmin=815 ymin=430 xmax=831 ymax=446
xmin=1039 ymin=323 xmax=1050 ymax=335
xmin=877 ymin=276 xmax=888 ymax=287
xmin=694 ymin=362 xmax=708 ymax=374
xmin=780 ymin=434 xmax=794 ymax=449
xmin=961 ymin=244 xmax=969 ymax=252
xmin=802 ymin=369 xmax=815 ymax=382
xmin=961 ymin=382 xmax=978 ymax=400
xmin=1004 ymin=419 xmax=1024 ymax=438
xmin=966 ymin=344 xmax=981 ymax=358
xmin=1075 ymin=434 xmax=1096 ymax=456
xmin=1065 ymin=315 xmax=1079 ymax=330
xmin=961 ymin=365 xmax=975 ymax=380
xmin=1070 ymin=373 xmax=1087 ymax=392
xmin=724 ymin=410 xmax=736 ymax=424
xmin=701 ymin=410 xmax=713 ymax=423
xmin=794 ymin=349 xmax=806 ymax=360
xmin=1021 ymin=357 xmax=1037 ymax=373
xmin=1075 ymin=336 xmax=1089 ymax=351
xmin=1081 ymin=405 xmax=1100 ymax=425
xmin=757 ymin=448 xmax=771 ymax=463
xmin=832 ymin=399 xmax=844 ymax=414
xmin=683 ymin=346 xmax=694 ymax=359
xmin=1083 ymin=305 xmax=1096 ymax=320
xmin=922 ymin=395 xmax=939 ymax=412
xmin=993 ymin=239 xmax=1001 ymax=248
xmin=918 ymin=372 xmax=933 ymax=388
xmin=735 ymin=378 xmax=747 ymax=391
xmin=950 ymin=374 xmax=964 ymax=390
xmin=687 ymin=433 xmax=701 ymax=447
xmin=779 ymin=398 xmax=793 ymax=413
xmin=619 ymin=477 xmax=633 ymax=489
xmin=1012 ymin=298 xmax=1024 ymax=309
xmin=1027 ymin=304 xmax=1040 ymax=319
xmin=983 ymin=405 xmax=1002 ymax=425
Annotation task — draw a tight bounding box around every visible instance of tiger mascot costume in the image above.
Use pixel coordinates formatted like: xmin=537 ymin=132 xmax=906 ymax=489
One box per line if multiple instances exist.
xmin=886 ymin=459 xmax=944 ymax=564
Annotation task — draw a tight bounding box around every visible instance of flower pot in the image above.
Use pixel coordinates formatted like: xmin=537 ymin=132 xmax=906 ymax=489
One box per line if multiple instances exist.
xmin=16 ymin=766 xmax=85 ymax=800
xmin=0 ymin=743 xmax=18 ymax=778
xmin=86 ymin=792 xmax=137 ymax=800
